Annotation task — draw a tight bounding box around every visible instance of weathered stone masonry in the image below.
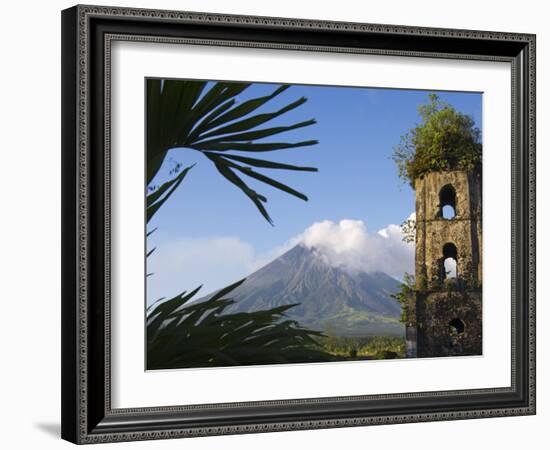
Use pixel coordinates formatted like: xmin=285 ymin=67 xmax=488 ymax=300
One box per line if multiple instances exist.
xmin=406 ymin=170 xmax=482 ymax=357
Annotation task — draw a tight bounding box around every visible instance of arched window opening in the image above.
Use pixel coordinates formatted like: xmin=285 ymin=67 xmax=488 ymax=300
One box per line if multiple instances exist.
xmin=443 ymin=243 xmax=458 ymax=279
xmin=449 ymin=318 xmax=465 ymax=334
xmin=439 ymin=184 xmax=456 ymax=219
xmin=444 ymin=257 xmax=457 ymax=278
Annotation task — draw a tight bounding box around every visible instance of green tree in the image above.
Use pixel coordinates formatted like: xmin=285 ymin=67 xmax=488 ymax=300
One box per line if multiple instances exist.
xmin=390 ymin=273 xmax=416 ymax=324
xmin=392 ymin=94 xmax=482 ymax=187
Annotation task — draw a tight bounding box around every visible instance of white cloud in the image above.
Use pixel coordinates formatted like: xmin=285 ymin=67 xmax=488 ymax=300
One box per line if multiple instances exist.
xmin=147 ymin=236 xmax=258 ymax=305
xmin=147 ymin=215 xmax=415 ymax=305
xmin=298 ymin=217 xmax=414 ymax=279
xmin=147 ymin=236 xmax=298 ymax=305
xmin=444 ymin=257 xmax=457 ymax=278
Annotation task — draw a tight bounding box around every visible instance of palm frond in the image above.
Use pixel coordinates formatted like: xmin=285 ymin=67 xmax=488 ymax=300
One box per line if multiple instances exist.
xmin=146 ymin=79 xmax=318 ymax=223
xmin=146 ymin=279 xmax=332 ymax=370
xmin=207 ymin=153 xmax=310 ymax=202
xmin=209 ymin=153 xmax=317 ymax=172
xmin=146 ymin=164 xmax=194 ymax=222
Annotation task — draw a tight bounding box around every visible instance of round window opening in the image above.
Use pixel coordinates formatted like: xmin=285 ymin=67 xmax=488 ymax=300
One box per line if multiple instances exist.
xmin=449 ymin=318 xmax=465 ymax=334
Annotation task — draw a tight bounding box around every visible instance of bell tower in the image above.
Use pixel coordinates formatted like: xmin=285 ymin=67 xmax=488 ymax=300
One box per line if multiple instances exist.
xmin=406 ymin=170 xmax=482 ymax=357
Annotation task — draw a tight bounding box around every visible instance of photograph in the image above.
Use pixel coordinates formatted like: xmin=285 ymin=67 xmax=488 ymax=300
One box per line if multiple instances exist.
xmin=145 ymin=79 xmax=483 ymax=370
xmin=58 ymin=4 xmax=537 ymax=444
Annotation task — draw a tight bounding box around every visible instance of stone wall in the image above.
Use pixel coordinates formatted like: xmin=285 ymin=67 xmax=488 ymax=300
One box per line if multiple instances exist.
xmin=415 ymin=290 xmax=482 ymax=357
xmin=409 ymin=169 xmax=483 ymax=358
xmin=414 ymin=170 xmax=482 ymax=290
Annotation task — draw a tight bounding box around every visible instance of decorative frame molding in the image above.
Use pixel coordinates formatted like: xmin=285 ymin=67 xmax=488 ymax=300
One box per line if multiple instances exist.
xmin=61 ymin=4 xmax=536 ymax=444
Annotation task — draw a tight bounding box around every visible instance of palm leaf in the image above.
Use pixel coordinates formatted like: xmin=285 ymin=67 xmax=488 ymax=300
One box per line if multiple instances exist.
xmin=146 ymin=80 xmax=319 ymax=224
xmin=209 ymin=153 xmax=317 ymax=172
xmin=199 ymin=85 xmax=290 ymax=132
xmin=146 ymin=279 xmax=332 ymax=370
xmin=192 ymin=140 xmax=318 ymax=152
xmin=146 ymin=164 xmax=194 ymax=222
xmin=196 ymin=95 xmax=307 ymax=140
xmin=210 ymin=159 xmax=272 ymax=224
xmin=193 ymin=119 xmax=316 ymax=146
xmin=186 ymin=83 xmax=251 ymax=141
xmin=209 ymin=154 xmax=310 ymax=202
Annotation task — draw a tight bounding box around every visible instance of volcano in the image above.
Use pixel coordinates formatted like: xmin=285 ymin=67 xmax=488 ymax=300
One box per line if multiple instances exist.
xmin=204 ymin=244 xmax=405 ymax=337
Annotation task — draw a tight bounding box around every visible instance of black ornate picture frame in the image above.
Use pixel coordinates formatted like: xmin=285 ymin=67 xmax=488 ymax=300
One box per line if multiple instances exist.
xmin=61 ymin=5 xmax=536 ymax=444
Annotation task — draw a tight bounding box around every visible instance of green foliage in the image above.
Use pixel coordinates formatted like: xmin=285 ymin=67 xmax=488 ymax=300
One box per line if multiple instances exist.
xmin=146 ymin=279 xmax=333 ymax=369
xmin=373 ymin=350 xmax=399 ymax=360
xmin=363 ymin=337 xmax=405 ymax=358
xmin=400 ymin=216 xmax=416 ymax=244
xmin=146 ymin=164 xmax=194 ymax=222
xmin=392 ymin=94 xmax=481 ymax=187
xmin=390 ymin=273 xmax=415 ymax=324
xmin=319 ymin=333 xmax=405 ymax=360
xmin=146 ymin=79 xmax=319 ymax=224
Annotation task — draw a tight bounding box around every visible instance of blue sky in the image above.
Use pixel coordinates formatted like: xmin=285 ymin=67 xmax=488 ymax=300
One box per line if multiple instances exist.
xmin=146 ymin=82 xmax=482 ymax=304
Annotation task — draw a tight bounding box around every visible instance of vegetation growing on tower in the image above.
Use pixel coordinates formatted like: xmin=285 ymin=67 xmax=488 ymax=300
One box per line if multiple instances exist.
xmin=392 ymin=94 xmax=482 ymax=187
xmin=390 ymin=273 xmax=416 ymax=324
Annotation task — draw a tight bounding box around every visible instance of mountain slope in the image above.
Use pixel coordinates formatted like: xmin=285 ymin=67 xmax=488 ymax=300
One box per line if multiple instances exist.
xmin=206 ymin=244 xmax=405 ymax=337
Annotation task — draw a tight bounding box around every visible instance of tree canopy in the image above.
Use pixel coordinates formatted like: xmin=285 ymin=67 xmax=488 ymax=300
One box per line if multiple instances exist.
xmin=392 ymin=94 xmax=482 ymax=187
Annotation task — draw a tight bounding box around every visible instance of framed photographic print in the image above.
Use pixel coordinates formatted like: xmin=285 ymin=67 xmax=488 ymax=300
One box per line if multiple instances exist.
xmin=61 ymin=5 xmax=536 ymax=444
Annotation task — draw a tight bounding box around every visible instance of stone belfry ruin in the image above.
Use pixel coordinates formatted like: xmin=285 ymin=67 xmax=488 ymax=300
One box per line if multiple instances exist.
xmin=406 ymin=170 xmax=482 ymax=357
